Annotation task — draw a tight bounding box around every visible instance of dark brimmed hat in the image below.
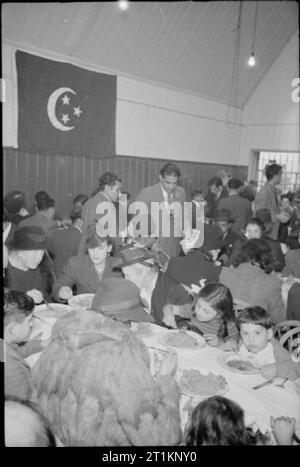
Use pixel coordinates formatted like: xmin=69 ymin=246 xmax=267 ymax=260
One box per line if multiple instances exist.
xmin=255 ymin=208 xmax=272 ymax=225
xmin=91 ymin=278 xmax=154 ymax=323
xmin=7 ymin=226 xmax=47 ymax=250
xmin=113 ymin=245 xmax=159 ymax=269
xmin=214 ymin=209 xmax=234 ymax=223
xmin=200 ymin=224 xmax=225 ymax=252
xmin=4 ymin=191 xmax=26 ymax=214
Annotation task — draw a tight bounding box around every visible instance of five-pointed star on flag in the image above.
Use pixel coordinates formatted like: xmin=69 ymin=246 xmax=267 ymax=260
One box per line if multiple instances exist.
xmin=73 ymin=106 xmax=82 ymax=117
xmin=62 ymin=94 xmax=70 ymax=105
xmin=61 ymin=114 xmax=70 ymax=124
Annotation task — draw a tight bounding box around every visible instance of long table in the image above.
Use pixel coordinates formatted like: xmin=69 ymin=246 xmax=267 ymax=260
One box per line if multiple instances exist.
xmin=133 ymin=323 xmax=300 ymax=438
xmin=26 ymin=313 xmax=300 ymax=442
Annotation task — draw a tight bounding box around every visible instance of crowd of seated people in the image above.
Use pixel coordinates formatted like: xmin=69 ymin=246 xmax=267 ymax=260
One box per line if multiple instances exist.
xmin=3 ymin=162 xmax=300 ymax=446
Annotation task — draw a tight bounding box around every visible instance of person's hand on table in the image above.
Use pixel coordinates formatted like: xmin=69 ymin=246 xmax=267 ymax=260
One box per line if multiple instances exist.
xmin=158 ymin=351 xmax=178 ymax=377
xmin=270 ymin=416 xmax=296 ymax=445
xmin=58 ymin=286 xmax=73 ymax=301
xmin=26 ymin=289 xmax=44 ymax=304
xmin=162 ymin=305 xmax=177 ymax=329
xmin=203 ymin=333 xmax=220 ymax=347
xmin=260 ymin=363 xmax=277 ymax=380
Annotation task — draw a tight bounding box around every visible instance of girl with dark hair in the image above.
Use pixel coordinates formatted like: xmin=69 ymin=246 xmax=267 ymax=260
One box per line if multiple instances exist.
xmin=233 ymin=238 xmax=273 ymax=272
xmin=184 ymin=396 xmax=271 ymax=445
xmin=220 ymin=239 xmax=286 ymax=324
xmin=163 ymin=283 xmax=238 ymax=348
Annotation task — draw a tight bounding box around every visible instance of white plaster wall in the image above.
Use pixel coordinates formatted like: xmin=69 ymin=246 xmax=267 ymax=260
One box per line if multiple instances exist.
xmin=240 ymin=31 xmax=299 ymax=168
xmin=116 ymin=77 xmax=243 ymax=164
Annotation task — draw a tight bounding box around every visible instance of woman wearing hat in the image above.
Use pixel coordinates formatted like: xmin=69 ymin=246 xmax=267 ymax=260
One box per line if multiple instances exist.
xmin=6 ymin=226 xmax=54 ymax=303
xmin=52 ymin=227 xmax=122 ymax=302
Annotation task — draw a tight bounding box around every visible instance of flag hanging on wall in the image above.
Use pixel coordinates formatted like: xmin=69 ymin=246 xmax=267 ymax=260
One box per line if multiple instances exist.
xmin=16 ymin=51 xmax=116 ymax=157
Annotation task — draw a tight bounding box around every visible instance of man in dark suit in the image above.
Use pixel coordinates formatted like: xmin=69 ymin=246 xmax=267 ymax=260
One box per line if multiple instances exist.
xmin=254 ymin=163 xmax=287 ymax=240
xmin=213 ymin=209 xmax=240 ymax=266
xmin=135 ymin=163 xmax=187 ymax=258
xmin=218 ymin=178 xmax=253 ymax=236
xmin=50 ymin=212 xmax=83 ymax=278
xmin=78 ymin=172 xmax=122 ymax=254
xmin=205 ymin=176 xmax=228 ymax=220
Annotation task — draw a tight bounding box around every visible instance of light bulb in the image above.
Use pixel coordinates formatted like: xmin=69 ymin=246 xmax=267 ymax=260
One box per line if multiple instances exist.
xmin=248 ymin=53 xmax=256 ymax=67
xmin=118 ymin=0 xmax=129 ymax=11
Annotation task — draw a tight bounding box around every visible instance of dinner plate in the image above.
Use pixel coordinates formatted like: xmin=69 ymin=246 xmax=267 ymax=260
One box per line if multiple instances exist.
xmin=33 ymin=303 xmax=73 ymax=320
xmin=68 ymin=293 xmax=95 ymax=310
xmin=178 ymin=368 xmax=229 ymax=399
xmin=159 ymin=330 xmax=206 ymax=351
xmin=220 ymin=352 xmax=260 ymax=374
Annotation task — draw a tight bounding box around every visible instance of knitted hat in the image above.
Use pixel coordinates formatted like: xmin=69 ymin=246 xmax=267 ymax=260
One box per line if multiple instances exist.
xmin=91 ymin=278 xmax=154 ymax=323
xmin=4 ymin=191 xmax=26 ymax=214
xmin=7 ymin=226 xmax=47 ymax=250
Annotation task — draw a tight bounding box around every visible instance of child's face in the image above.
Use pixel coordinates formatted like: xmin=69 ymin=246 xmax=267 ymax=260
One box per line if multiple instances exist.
xmin=195 ymin=298 xmax=217 ymax=322
xmin=240 ymin=323 xmax=273 ymax=353
xmin=10 ymin=314 xmax=34 ymax=343
xmin=281 ymin=197 xmax=290 ymax=209
xmin=245 ymin=224 xmax=262 ymax=239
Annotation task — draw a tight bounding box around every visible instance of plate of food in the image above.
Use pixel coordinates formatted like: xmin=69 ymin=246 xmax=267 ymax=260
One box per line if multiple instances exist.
xmin=221 ymin=353 xmax=259 ymax=374
xmin=33 ymin=303 xmax=73 ymax=320
xmin=159 ymin=329 xmax=205 ymax=350
xmin=68 ymin=294 xmax=95 ymax=310
xmin=178 ymin=368 xmax=229 ymax=398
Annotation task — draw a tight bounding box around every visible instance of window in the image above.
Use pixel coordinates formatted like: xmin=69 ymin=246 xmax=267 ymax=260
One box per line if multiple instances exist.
xmin=257 ymin=151 xmax=300 ymax=192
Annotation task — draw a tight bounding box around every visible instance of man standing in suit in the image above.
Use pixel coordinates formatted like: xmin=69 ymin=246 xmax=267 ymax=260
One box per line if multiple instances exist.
xmin=135 ymin=163 xmax=187 ymax=258
xmin=218 ymin=178 xmax=253 ymax=235
xmin=78 ymin=172 xmax=122 ymax=254
xmin=213 ymin=209 xmax=240 ymax=265
xmin=254 ymin=163 xmax=289 ymax=240
xmin=205 ymin=177 xmax=228 ymax=220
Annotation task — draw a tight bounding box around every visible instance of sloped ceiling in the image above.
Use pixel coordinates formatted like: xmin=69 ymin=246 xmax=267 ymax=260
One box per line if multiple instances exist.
xmin=2 ymin=1 xmax=299 ymax=108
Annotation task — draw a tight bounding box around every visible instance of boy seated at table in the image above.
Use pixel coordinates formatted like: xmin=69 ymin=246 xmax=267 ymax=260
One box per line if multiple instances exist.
xmin=236 ymin=306 xmax=300 ymax=381
xmin=4 ymin=289 xmax=47 ymax=400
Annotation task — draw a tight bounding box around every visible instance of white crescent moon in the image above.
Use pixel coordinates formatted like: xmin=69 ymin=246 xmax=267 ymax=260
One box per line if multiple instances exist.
xmin=47 ymin=87 xmax=76 ymax=131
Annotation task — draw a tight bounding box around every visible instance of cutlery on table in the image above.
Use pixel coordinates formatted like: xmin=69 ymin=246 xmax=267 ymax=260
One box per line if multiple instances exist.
xmin=276 ymin=377 xmax=288 ymax=388
xmin=252 ymin=379 xmax=274 ymax=390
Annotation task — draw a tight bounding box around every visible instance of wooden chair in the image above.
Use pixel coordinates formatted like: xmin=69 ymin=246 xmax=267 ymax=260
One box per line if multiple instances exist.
xmin=274 ymin=320 xmax=300 ymax=354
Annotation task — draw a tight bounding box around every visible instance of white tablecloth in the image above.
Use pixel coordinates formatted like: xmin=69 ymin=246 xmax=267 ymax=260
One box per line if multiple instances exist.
xmin=26 ymin=316 xmax=300 ymax=438
xmin=133 ymin=323 xmax=300 ymax=436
